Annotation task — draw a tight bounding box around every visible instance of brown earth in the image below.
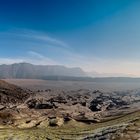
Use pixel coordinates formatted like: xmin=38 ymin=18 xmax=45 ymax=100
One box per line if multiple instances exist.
xmin=0 ymin=79 xmax=140 ymax=139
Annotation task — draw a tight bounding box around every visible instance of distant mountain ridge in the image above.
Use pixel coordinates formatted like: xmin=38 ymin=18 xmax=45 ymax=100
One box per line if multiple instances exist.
xmin=0 ymin=63 xmax=86 ymax=79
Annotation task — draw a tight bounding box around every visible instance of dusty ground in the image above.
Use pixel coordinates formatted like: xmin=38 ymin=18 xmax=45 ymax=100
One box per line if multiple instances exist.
xmin=0 ymin=79 xmax=139 ymax=140
xmin=5 ymin=79 xmax=140 ymax=92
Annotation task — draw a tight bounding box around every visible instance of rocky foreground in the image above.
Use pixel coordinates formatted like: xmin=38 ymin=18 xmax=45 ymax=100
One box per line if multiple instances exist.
xmin=0 ymin=80 xmax=140 ymax=139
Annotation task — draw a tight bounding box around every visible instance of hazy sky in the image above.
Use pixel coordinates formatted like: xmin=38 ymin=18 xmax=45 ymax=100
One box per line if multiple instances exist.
xmin=0 ymin=0 xmax=140 ymax=76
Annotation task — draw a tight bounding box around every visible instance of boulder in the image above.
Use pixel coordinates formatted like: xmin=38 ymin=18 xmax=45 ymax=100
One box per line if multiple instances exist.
xmin=26 ymin=99 xmax=55 ymax=109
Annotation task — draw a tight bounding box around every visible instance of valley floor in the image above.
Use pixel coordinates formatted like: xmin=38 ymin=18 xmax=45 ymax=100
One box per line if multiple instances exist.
xmin=0 ymin=79 xmax=140 ymax=140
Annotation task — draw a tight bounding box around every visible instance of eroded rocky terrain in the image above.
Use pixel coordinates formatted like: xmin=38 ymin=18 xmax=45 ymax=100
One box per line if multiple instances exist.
xmin=0 ymin=79 xmax=140 ymax=139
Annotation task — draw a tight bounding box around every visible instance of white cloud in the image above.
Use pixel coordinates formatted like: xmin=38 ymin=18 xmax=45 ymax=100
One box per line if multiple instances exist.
xmin=0 ymin=51 xmax=59 ymax=66
xmin=27 ymin=51 xmax=59 ymax=65
xmin=4 ymin=29 xmax=69 ymax=49
xmin=0 ymin=58 xmax=24 ymax=65
xmin=33 ymin=34 xmax=69 ymax=48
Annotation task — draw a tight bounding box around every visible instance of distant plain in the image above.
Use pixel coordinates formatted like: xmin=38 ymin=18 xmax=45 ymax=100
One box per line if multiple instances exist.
xmin=5 ymin=79 xmax=140 ymax=92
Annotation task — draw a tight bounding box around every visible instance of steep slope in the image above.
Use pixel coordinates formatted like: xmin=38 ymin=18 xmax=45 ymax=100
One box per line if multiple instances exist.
xmin=0 ymin=63 xmax=86 ymax=79
xmin=0 ymin=80 xmax=30 ymax=105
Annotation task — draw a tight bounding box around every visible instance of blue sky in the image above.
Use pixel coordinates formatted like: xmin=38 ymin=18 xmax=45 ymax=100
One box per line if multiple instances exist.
xmin=0 ymin=0 xmax=140 ymax=76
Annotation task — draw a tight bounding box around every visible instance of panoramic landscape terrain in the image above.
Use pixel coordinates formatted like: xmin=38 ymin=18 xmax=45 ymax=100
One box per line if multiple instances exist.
xmin=0 ymin=65 xmax=140 ymax=139
xmin=1 ymin=0 xmax=140 ymax=139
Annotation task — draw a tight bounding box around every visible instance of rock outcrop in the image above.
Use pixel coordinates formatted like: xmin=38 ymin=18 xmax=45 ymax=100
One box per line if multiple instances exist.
xmin=89 ymin=94 xmax=129 ymax=112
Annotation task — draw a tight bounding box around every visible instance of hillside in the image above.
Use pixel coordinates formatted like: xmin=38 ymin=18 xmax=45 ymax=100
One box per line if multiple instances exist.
xmin=0 ymin=80 xmax=30 ymax=105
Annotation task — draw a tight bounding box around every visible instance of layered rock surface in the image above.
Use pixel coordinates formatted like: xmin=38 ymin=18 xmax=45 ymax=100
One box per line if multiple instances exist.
xmin=0 ymin=80 xmax=140 ymax=139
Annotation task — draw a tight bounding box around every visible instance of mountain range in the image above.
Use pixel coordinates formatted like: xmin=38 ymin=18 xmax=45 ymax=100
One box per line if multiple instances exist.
xmin=0 ymin=63 xmax=86 ymax=79
xmin=0 ymin=63 xmax=137 ymax=81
